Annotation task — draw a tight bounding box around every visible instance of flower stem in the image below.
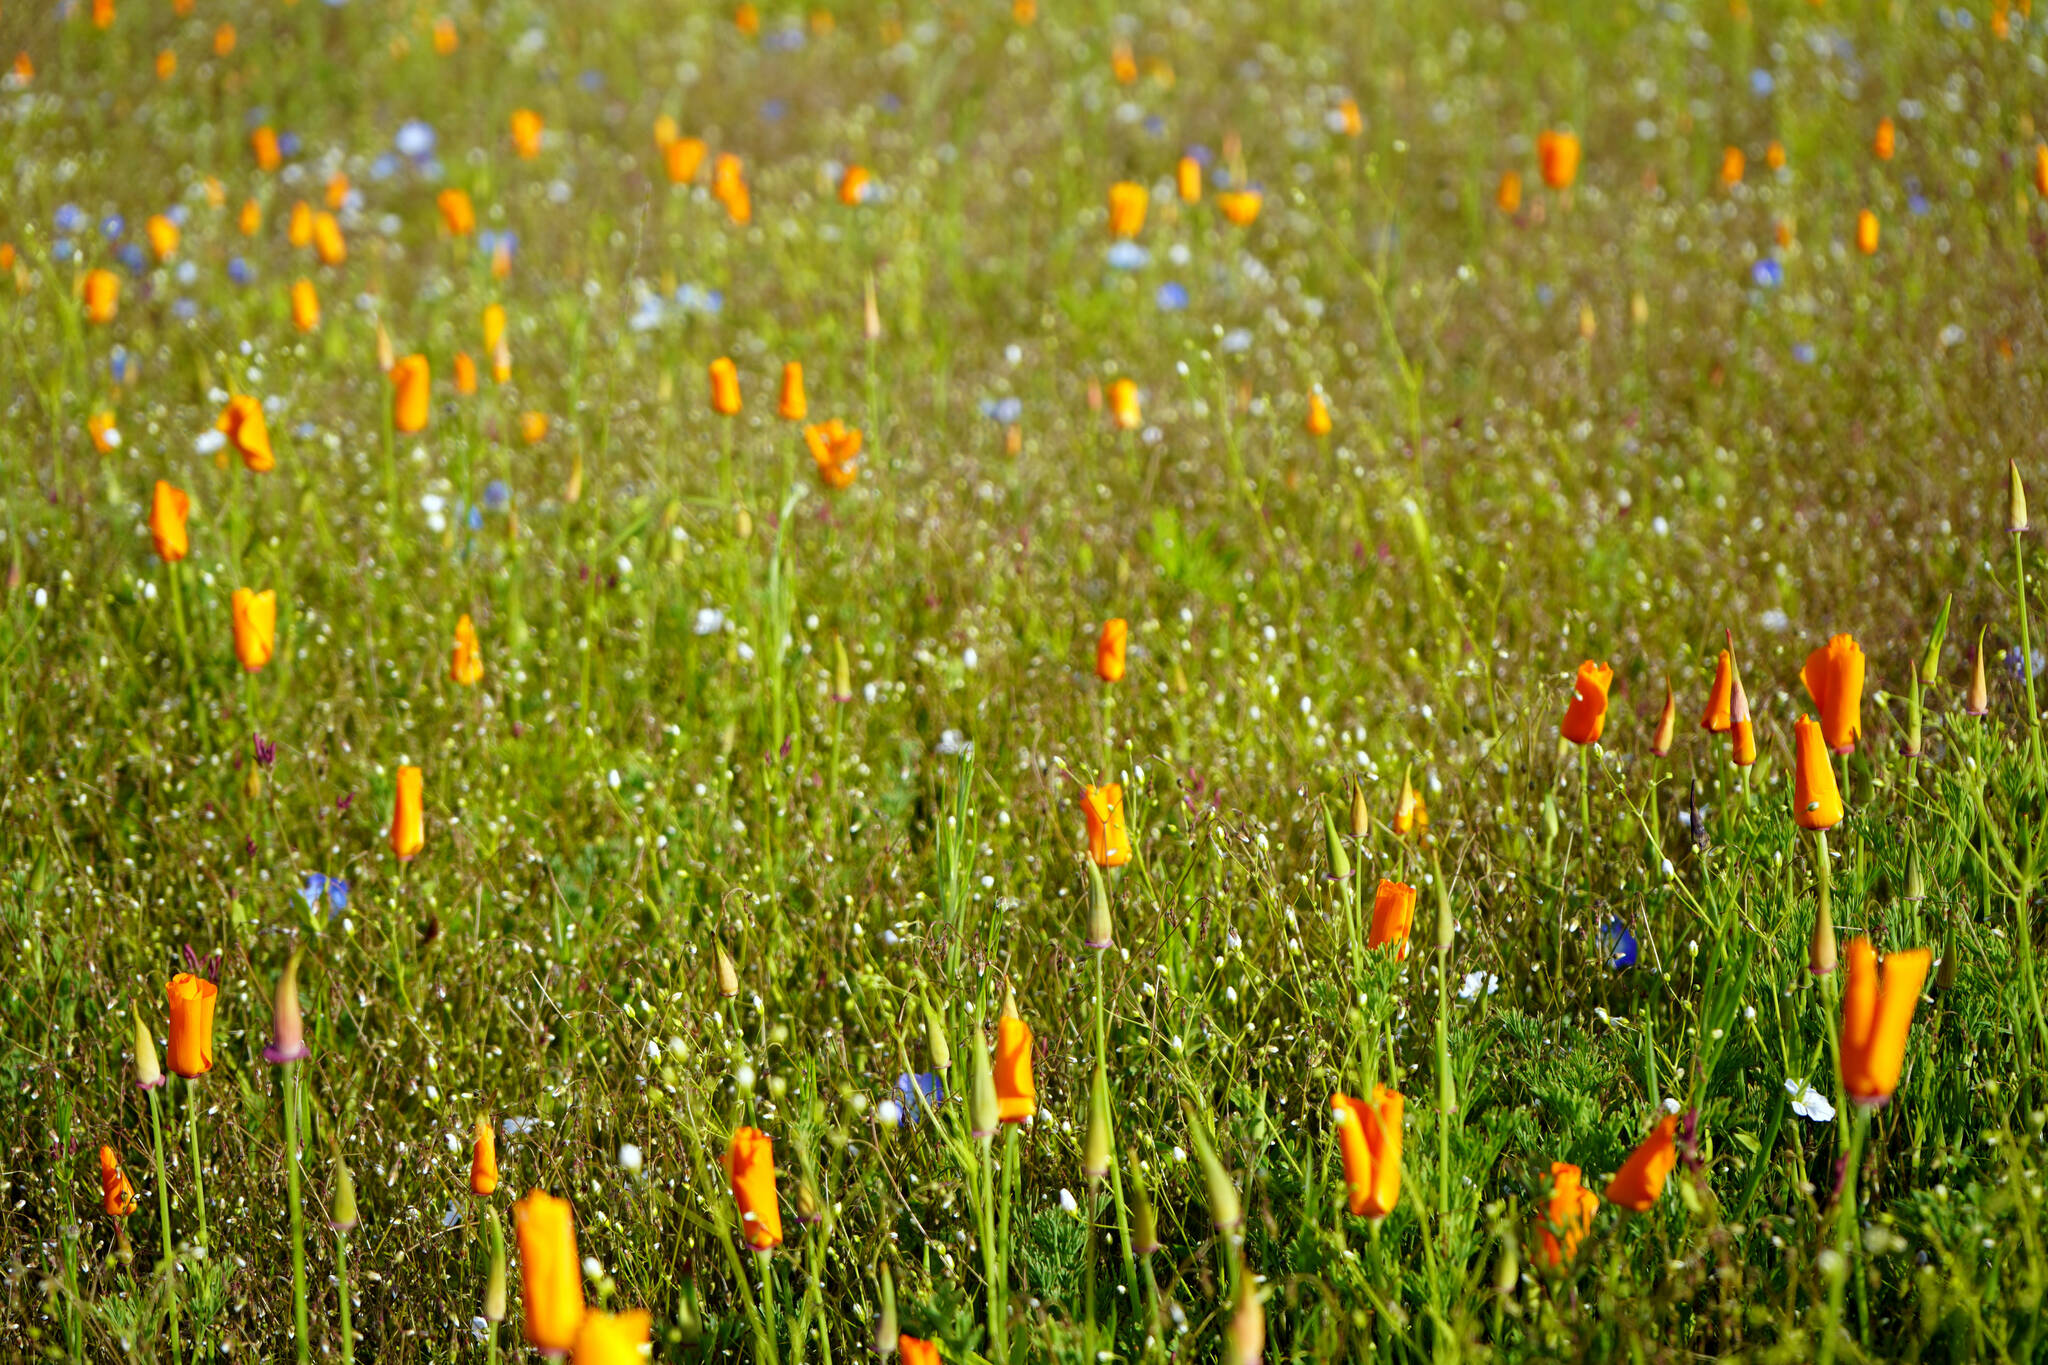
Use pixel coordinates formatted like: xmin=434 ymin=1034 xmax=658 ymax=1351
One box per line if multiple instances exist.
xmin=284 ymin=1063 xmax=310 ymax=1365
xmin=2017 ymin=531 xmax=2043 ymax=767
xmin=148 ymin=1086 xmax=181 ymax=1365
xmin=335 ymin=1229 xmax=354 ymax=1365
xmin=187 ymin=1078 xmax=207 ymax=1252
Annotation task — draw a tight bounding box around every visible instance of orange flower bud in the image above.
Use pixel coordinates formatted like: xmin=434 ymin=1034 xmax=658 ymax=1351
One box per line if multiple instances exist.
xmin=994 ymin=990 xmax=1035 ymax=1124
xmin=778 ymin=361 xmax=807 ymax=421
xmin=709 ymin=356 xmax=742 ymax=416
xmin=1800 ymin=634 xmax=1864 ymax=753
xmin=231 ymin=587 xmax=277 ymax=671
xmin=514 ymin=1190 xmax=585 ymax=1352
xmin=213 ymin=22 xmax=235 ymax=56
xmin=1856 ymin=209 xmax=1880 ymax=255
xmin=437 ymin=187 xmax=476 ymax=236
xmin=1096 ymin=618 xmax=1128 ymax=683
xmin=290 ymin=277 xmax=320 ymax=332
xmin=145 ymin=213 xmax=179 ymax=261
xmin=1080 ymin=783 xmax=1131 ymax=867
xmin=1107 ymin=180 xmax=1148 ymax=238
xmin=1367 ymin=879 xmax=1417 ymax=959
xmin=1393 ymin=771 xmax=1428 ymax=837
xmin=725 ymin=1127 xmax=783 ymax=1250
xmin=519 ymin=411 xmax=549 ymax=444
xmin=1215 ymin=190 xmax=1262 ymax=226
xmin=453 ymin=351 xmax=478 ymax=395
xmin=1873 ymin=116 xmax=1895 ymax=162
xmin=252 ymin=124 xmax=281 ymax=172
xmin=734 ymin=2 xmax=761 ymax=36
xmin=217 ymin=395 xmax=275 ymax=472
xmin=1766 ymin=140 xmax=1786 ymax=171
xmin=1840 ymin=937 xmax=1931 ymax=1108
xmin=838 ymin=164 xmax=871 ymax=206
xmin=664 ymin=136 xmax=707 ymax=185
xmin=1332 ymin=1087 xmax=1402 ymax=1219
xmin=510 ymin=108 xmax=544 ymax=160
xmin=1537 ymin=1162 xmax=1598 ymax=1266
xmin=899 ymin=1337 xmax=940 ymax=1365
xmin=1650 ymin=679 xmax=1677 ymax=757
xmin=1306 ymin=391 xmax=1332 ymax=436
xmin=324 ymin=173 xmax=350 ymax=211
xmin=1537 ymin=130 xmax=1580 ymax=189
xmin=1603 ymin=1114 xmax=1677 ymax=1212
xmin=83 ymin=268 xmax=120 ymax=324
xmin=1497 ymin=170 xmax=1522 ymax=214
xmin=150 ymin=481 xmax=191 ymax=562
xmin=1336 ymin=97 xmax=1363 ymax=137
xmin=93 ymin=0 xmax=114 ymax=29
xmin=390 ymin=764 xmax=424 ymax=861
xmin=1701 ymin=650 xmax=1734 ymax=732
xmin=1730 ymin=658 xmax=1757 ymax=766
xmin=1792 ymin=715 xmax=1843 ymax=831
xmin=166 ymin=972 xmax=218 ymax=1079
xmin=391 ymin=354 xmax=431 ymax=433
xmin=101 ymin=1145 xmax=138 ymax=1218
xmin=1177 ymin=156 xmax=1202 ymax=204
xmin=1108 ymin=378 xmax=1141 ymax=431
xmin=311 ymin=211 xmax=346 ymax=266
xmin=1560 ymin=660 xmax=1614 ymax=746
xmin=470 ymin=1117 xmax=499 ymax=1196
xmin=2035 ymin=143 xmax=2048 ymax=198
xmin=433 ymin=16 xmax=458 ymax=55
xmin=88 ymin=411 xmax=120 ymax=453
xmin=452 ymin=613 xmax=484 ymax=687
xmin=288 ymin=200 xmax=313 ymax=248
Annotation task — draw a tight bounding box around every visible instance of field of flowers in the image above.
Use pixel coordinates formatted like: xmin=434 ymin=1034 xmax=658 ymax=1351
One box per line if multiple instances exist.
xmin=7 ymin=0 xmax=2048 ymax=1360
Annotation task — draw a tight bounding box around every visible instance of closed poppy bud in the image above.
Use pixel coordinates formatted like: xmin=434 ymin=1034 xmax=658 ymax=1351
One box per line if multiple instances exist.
xmin=1604 ymin=1114 xmax=1678 ymax=1211
xmin=1367 ymin=880 xmax=1417 ymax=959
xmin=710 ymin=356 xmax=742 ymax=416
xmin=1394 ymin=770 xmax=1428 ymax=837
xmin=804 ymin=420 xmax=862 ymax=489
xmin=839 ymin=164 xmax=871 ymax=205
xmin=1083 ymin=1057 xmax=1113 ymax=1181
xmin=1801 ymin=633 xmax=1865 ymax=754
xmin=150 ymin=481 xmax=191 ymax=562
xmin=471 ymin=1117 xmax=499 ymax=1196
xmin=433 ymin=16 xmax=458 ymax=53
xmin=482 ymin=1206 xmax=507 ymax=1319
xmin=1306 ymin=390 xmax=1332 ymax=435
xmin=572 ymin=1310 xmax=651 ymax=1365
xmin=1719 ymin=145 xmax=1745 ymax=187
xmin=1349 ymin=780 xmax=1370 ymax=839
xmin=1840 ymin=937 xmax=1931 ymax=1107
xmin=166 ymin=972 xmax=218 ymax=1079
xmin=970 ymin=1005 xmax=1000 ymax=1137
xmin=1322 ymin=802 xmax=1351 ymax=883
xmin=864 ymin=272 xmax=882 ymax=341
xmin=1560 ymin=660 xmax=1615 ymax=746
xmin=145 ymin=214 xmax=180 ymax=261
xmin=1107 ymin=180 xmax=1148 ymax=238
xmin=664 ymin=136 xmax=707 ymax=184
xmin=252 ymin=124 xmax=282 ymax=172
xmin=262 ymin=948 xmax=310 ymax=1064
xmin=1332 ymin=1087 xmax=1403 ymax=1219
xmin=390 ymin=764 xmax=424 ymax=861
xmin=213 ymin=22 xmax=235 ymax=56
xmin=778 ymin=361 xmax=807 ymax=421
xmin=1496 ymin=169 xmax=1522 ymax=214
xmin=231 ymin=587 xmax=277 ymax=671
xmin=452 ymin=613 xmax=484 ymax=686
xmin=238 ymin=199 xmax=263 ymax=236
xmin=437 ymin=187 xmax=476 ymax=236
xmin=1128 ymin=1150 xmax=1159 ymax=1253
xmin=132 ymin=1005 xmax=164 ymax=1090
xmin=1730 ymin=667 xmax=1757 ymax=768
xmin=993 ymin=986 xmax=1035 ymax=1123
xmin=83 ymin=268 xmax=120 ymax=324
xmin=290 ymin=277 xmax=319 ymax=332
xmin=1215 ymin=189 xmax=1262 ymax=226
xmin=1966 ymin=627 xmax=1990 ymax=716
xmin=375 ymin=321 xmax=396 ymax=374
xmin=831 ymin=635 xmax=854 ymax=702
xmin=922 ymin=994 xmax=951 ymax=1072
xmin=324 ymin=173 xmax=350 ymax=210
xmin=519 ymin=411 xmax=549 ymax=444
xmin=726 ymin=1127 xmax=783 ymax=1250
xmin=288 ymin=200 xmax=313 ymax=248
xmin=1537 ymin=1162 xmax=1599 ymax=1266
xmin=2011 ymin=460 xmax=2030 ymax=533
xmin=1650 ymin=679 xmax=1677 ymax=756
xmin=1856 ymin=209 xmax=1879 ymax=255
xmin=311 ymin=211 xmax=346 ymax=266
xmin=217 ymin=395 xmax=274 ymax=472
xmin=1766 ymin=140 xmax=1786 ymax=171
xmin=715 ymin=942 xmax=739 ymax=998
xmin=391 ymin=354 xmax=431 ymax=432
xmin=1096 ymin=618 xmax=1128 ymax=682
xmin=1701 ymin=649 xmax=1734 ymax=732
xmin=328 ymin=1148 xmax=359 ymax=1233
xmin=1177 ymin=155 xmax=1201 ymax=203
xmin=1537 ymin=129 xmax=1580 ymax=189
xmin=1080 ymin=782 xmax=1132 ymax=868
xmin=453 ymin=351 xmax=478 ymax=395
xmin=1085 ymin=859 xmax=1114 ymax=949
xmin=899 ymin=1337 xmax=938 ymax=1365
xmin=1792 ymin=715 xmax=1843 ymax=831
xmin=510 ymin=108 xmax=544 ymax=160
xmin=101 ymin=1146 xmax=138 ymax=1218
xmin=1108 ymin=378 xmax=1141 ymax=431
xmin=1873 ymin=116 xmax=1895 ymax=161
xmin=514 ymin=1189 xmax=585 ymax=1352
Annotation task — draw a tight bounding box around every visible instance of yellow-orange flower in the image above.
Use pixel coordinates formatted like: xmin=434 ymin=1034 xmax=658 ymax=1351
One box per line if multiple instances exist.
xmin=145 ymin=214 xmax=180 ymax=261
xmin=1701 ymin=650 xmax=1733 ymax=732
xmin=713 ymin=153 xmax=752 ymax=224
xmin=392 ymin=354 xmax=431 ymax=433
xmin=710 ymin=356 xmax=742 ymax=416
xmin=232 ymin=588 xmax=277 ymax=671
xmin=1108 ymin=378 xmax=1141 ymax=431
xmin=93 ymin=0 xmax=114 ymax=29
xmin=839 ymin=164 xmax=871 ymax=206
xmin=519 ymin=411 xmax=549 ymax=444
xmin=433 ymin=17 xmax=458 ymax=54
xmin=470 ymin=1117 xmax=498 ymax=1196
xmin=1306 ymin=391 xmax=1332 ymax=436
xmin=726 ymin=1127 xmax=783 ymax=1250
xmin=1801 ymin=633 xmax=1864 ymax=754
xmin=150 ymin=481 xmax=191 ymax=562
xmin=1394 ymin=772 xmax=1428 ymax=837
xmin=1793 ymin=715 xmax=1843 ymax=830
xmin=290 ymin=277 xmax=320 ymax=332
xmin=1603 ymin=1114 xmax=1677 ymax=1212
xmin=1559 ymin=661 xmax=1614 ymax=746
xmin=1096 ymin=618 xmax=1127 ymax=683
xmin=1649 ymin=680 xmax=1677 ymax=757
xmin=1873 ymin=116 xmax=1895 ymax=161
xmin=167 ymin=972 xmax=218 ymax=1078
xmin=238 ymin=199 xmax=263 ymax=236
xmin=1215 ymin=190 xmax=1262 ymax=226
xmin=324 ymin=173 xmax=350 ymax=211
xmin=510 ymin=108 xmax=544 ymax=160
xmin=1177 ymin=156 xmax=1201 ymax=204
xmin=101 ymin=1145 xmax=138 ymax=1217
xmin=437 ymin=187 xmax=476 ymax=236
xmin=804 ymin=419 xmax=862 ymax=490
xmin=1336 ymin=97 xmax=1362 ymax=137
xmin=213 ymin=22 xmax=235 ymax=56
xmin=390 ymin=764 xmax=424 ymax=861
xmin=1538 ymin=1162 xmax=1598 ymax=1266
xmin=735 ymin=2 xmax=761 ymax=36
xmin=482 ymin=303 xmax=507 ymax=357
xmin=1367 ymin=879 xmax=1416 ymax=959
xmin=1108 ymin=181 xmax=1148 ymax=238
xmin=1719 ymin=145 xmax=1745 ymax=187
xmin=217 ymin=395 xmax=274 ymax=472
xmin=88 ymin=411 xmax=120 ymax=453
xmin=83 ymin=268 xmax=120 ymax=324
xmin=1731 ymin=666 xmax=1757 ymax=768
xmin=1840 ymin=937 xmax=1931 ymax=1108
xmin=899 ymin=1337 xmax=940 ymax=1365
xmin=665 ymin=136 xmax=707 ymax=185
xmin=311 ymin=211 xmax=346 ymax=266
xmin=1331 ymin=1087 xmax=1402 ymax=1219
xmin=1537 ymin=130 xmax=1580 ymax=189
xmin=1080 ymin=783 xmax=1131 ymax=868
xmin=514 ymin=1190 xmax=585 ymax=1352
xmin=994 ymin=994 xmax=1035 ymax=1124
xmin=1766 ymin=140 xmax=1786 ymax=171
xmin=572 ymin=1310 xmax=652 ymax=1365
xmin=252 ymin=124 xmax=281 ymax=172
xmin=288 ymin=200 xmax=313 ymax=248
xmin=2037 ymin=143 xmax=2048 ymax=199
xmin=452 ymin=613 xmax=484 ymax=686
xmin=778 ymin=361 xmax=807 ymax=421
xmin=453 ymin=351 xmax=478 ymax=395
xmin=1856 ymin=209 xmax=1879 ymax=255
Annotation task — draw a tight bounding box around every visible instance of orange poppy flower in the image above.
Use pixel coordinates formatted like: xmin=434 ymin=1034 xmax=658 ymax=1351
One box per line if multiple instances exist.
xmin=1367 ymin=880 xmax=1417 ymax=959
xmin=1080 ymin=783 xmax=1131 ymax=867
xmin=288 ymin=200 xmax=313 ymax=248
xmin=1306 ymin=391 xmax=1332 ymax=436
xmin=213 ymin=22 xmax=235 ymax=56
xmin=1801 ymin=634 xmax=1864 ymax=754
xmin=665 ymin=136 xmax=707 ymax=185
xmin=1560 ymin=661 xmax=1614 ymax=746
xmin=1840 ymin=937 xmax=1931 ymax=1108
xmin=710 ymin=357 xmax=742 ymax=416
xmin=237 ymin=199 xmax=262 ymax=236
xmin=1730 ymin=663 xmax=1757 ymax=767
xmin=838 ymin=164 xmax=871 ymax=206
xmin=453 ymin=351 xmax=478 ymax=395
xmin=511 ymin=108 xmax=544 ymax=160
xmin=311 ymin=212 xmax=346 ymax=267
xmin=778 ymin=361 xmax=807 ymax=421
xmin=1701 ymin=650 xmax=1734 ymax=732
xmin=437 ymin=188 xmax=476 ymax=236
xmin=88 ymin=411 xmax=120 ymax=453
xmin=150 ymin=481 xmax=191 ymax=562
xmin=898 ymin=1337 xmax=940 ymax=1365
xmin=1331 ymin=1087 xmax=1402 ymax=1219
xmin=1497 ymin=168 xmax=1525 ymax=213
xmin=1537 ymin=130 xmax=1580 ymax=189
xmin=1873 ymin=117 xmax=1895 ymax=161
xmin=1108 ymin=378 xmax=1141 ymax=431
xmin=217 ymin=395 xmax=274 ymax=472
xmin=1336 ymin=98 xmax=1363 ymax=137
xmin=470 ymin=1117 xmax=498 ymax=1196
xmin=167 ymin=972 xmax=218 ymax=1078
xmin=390 ymin=765 xmax=424 ymax=861
xmin=1766 ymin=140 xmax=1786 ymax=171
xmin=391 ymin=354 xmax=432 ymax=433
xmin=1537 ymin=1162 xmax=1598 ymax=1266
xmin=803 ymin=419 xmax=862 ymax=490
xmin=231 ymin=588 xmax=277 ymax=671
xmin=482 ymin=302 xmax=507 ymax=356
xmin=1793 ymin=716 xmax=1844 ymax=830
xmin=519 ymin=412 xmax=549 ymax=444
xmin=1177 ymin=156 xmax=1202 ymax=204
xmin=1108 ymin=181 xmax=1148 ymax=238
xmin=994 ymin=991 xmax=1035 ymax=1123
xmin=433 ymin=17 xmax=458 ymax=54
xmin=252 ymin=124 xmax=281 ymax=172
xmin=145 ymin=214 xmax=179 ymax=261
xmin=1096 ymin=618 xmax=1127 ymax=683
xmin=1215 ymin=190 xmax=1262 ymax=226
xmin=572 ymin=1310 xmax=652 ymax=1364
xmin=101 ymin=1145 xmax=138 ymax=1217
xmin=290 ymin=277 xmax=320 ymax=332
xmin=514 ymin=1190 xmax=585 ymax=1351
xmin=452 ymin=613 xmax=484 ymax=686
xmin=725 ymin=1127 xmax=783 ymax=1250
xmin=1719 ymin=146 xmax=1745 ymax=187
xmin=83 ymin=269 xmax=120 ymax=324
xmin=1603 ymin=1114 xmax=1678 ymax=1212
xmin=1856 ymin=209 xmax=1879 ymax=255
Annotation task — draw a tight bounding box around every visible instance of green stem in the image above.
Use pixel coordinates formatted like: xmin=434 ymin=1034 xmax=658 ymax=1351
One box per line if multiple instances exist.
xmin=978 ymin=1133 xmax=1006 ymax=1365
xmin=2018 ymin=531 xmax=2042 ymax=766
xmin=148 ymin=1086 xmax=181 ymax=1365
xmin=755 ymin=1250 xmax=781 ymax=1365
xmin=1096 ymin=952 xmax=1136 ymax=1296
xmin=284 ymin=1064 xmax=309 ymax=1364
xmin=187 ymin=1079 xmax=207 ymax=1252
xmin=336 ymin=1229 xmax=353 ymax=1365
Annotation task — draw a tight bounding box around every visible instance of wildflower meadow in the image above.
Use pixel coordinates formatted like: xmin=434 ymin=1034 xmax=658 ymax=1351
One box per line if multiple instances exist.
xmin=6 ymin=0 xmax=2048 ymax=1360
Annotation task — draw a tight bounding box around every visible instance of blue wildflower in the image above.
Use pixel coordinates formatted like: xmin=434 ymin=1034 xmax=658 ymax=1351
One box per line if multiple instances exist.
xmin=228 ymin=257 xmax=253 ymax=285
xmin=1155 ymin=281 xmax=1189 ymax=311
xmin=118 ymin=243 xmax=148 ymax=272
xmin=1106 ymin=241 xmax=1150 ymax=270
xmin=301 ymin=873 xmax=328 ymax=909
xmin=979 ymin=397 xmax=1022 ymax=424
xmin=1792 ymin=342 xmax=1816 ymax=364
xmin=895 ymin=1072 xmax=945 ymax=1126
xmin=326 ymin=879 xmax=349 ymax=914
xmin=54 ymin=204 xmax=84 ymax=233
xmin=760 ymin=98 xmax=787 ymax=123
xmin=396 ymin=120 xmax=436 ymax=160
xmin=1750 ymin=69 xmax=1774 ymax=97
xmin=277 ymin=131 xmax=303 ymax=157
xmin=1601 ymin=918 xmax=1638 ymax=970
xmin=100 ymin=214 xmax=126 ymax=240
xmin=1751 ymin=259 xmax=1782 ymax=289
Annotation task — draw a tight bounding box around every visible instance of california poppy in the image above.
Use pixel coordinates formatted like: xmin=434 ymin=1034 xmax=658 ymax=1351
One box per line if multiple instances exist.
xmin=1766 ymin=140 xmax=1786 ymax=171
xmin=231 ymin=588 xmax=277 ymax=671
xmin=1336 ymin=97 xmax=1363 ymax=136
xmin=290 ymin=277 xmax=320 ymax=332
xmin=150 ymin=481 xmax=191 ymax=562
xmin=778 ymin=361 xmax=807 ymax=421
xmin=83 ymin=268 xmax=120 ymax=324
xmin=1331 ymin=1087 xmax=1402 ymax=1219
xmin=1801 ymin=634 xmax=1865 ymax=753
xmin=471 ymin=1117 xmax=499 ymax=1196
xmin=390 ymin=765 xmax=424 ymax=861
xmin=510 ymin=108 xmax=544 ymax=160
xmin=899 ymin=1337 xmax=940 ymax=1365
xmin=1306 ymin=391 xmax=1332 ymax=436
xmin=1701 ymin=650 xmax=1734 ymax=732
xmin=994 ymin=989 xmax=1035 ymax=1123
xmin=263 ymin=949 xmax=309 ymax=1064
xmin=453 ymin=351 xmax=478 ymax=395
xmin=1080 ymin=782 xmax=1131 ymax=867
xmin=311 ymin=211 xmax=346 ymax=266
xmin=1537 ymin=130 xmax=1580 ymax=189
xmin=1177 ymin=156 xmax=1201 ymax=204
xmin=1096 ymin=618 xmax=1128 ymax=683
xmin=1793 ymin=716 xmax=1844 ymax=830
xmin=1966 ymin=627 xmax=1990 ymax=717
xmin=1394 ymin=772 xmax=1428 ymax=837
xmin=88 ymin=411 xmax=119 ymax=453
xmin=1368 ymin=880 xmax=1417 ymax=959
xmin=1537 ymin=1162 xmax=1598 ymax=1266
xmin=452 ymin=614 xmax=484 ymax=686
xmin=1496 ymin=170 xmax=1522 ymax=214
xmin=1215 ymin=190 xmax=1262 ymax=226
xmin=437 ymin=188 xmax=476 ymax=236
xmin=710 ymin=357 xmax=742 ymax=416
xmin=2036 ymin=143 xmax=2048 ymax=199
xmin=145 ymin=214 xmax=179 ymax=261
xmin=482 ymin=303 xmax=507 ymax=357
xmin=324 ymin=173 xmax=350 ymax=211
xmin=571 ymin=1310 xmax=652 ymax=1365
xmin=1856 ymin=209 xmax=1879 ymax=255
xmin=1719 ymin=146 xmax=1745 ymax=188
xmin=238 ymin=199 xmax=262 ymax=236
xmin=839 ymin=164 xmax=871 ymax=206
xmin=167 ymin=972 xmax=218 ymax=1078
xmin=288 ymin=201 xmax=313 ymax=248
xmin=213 ymin=22 xmax=235 ymax=56
xmin=1840 ymin=937 xmax=1931 ymax=1108
xmin=101 ymin=1146 xmax=138 ymax=1218
xmin=803 ymin=419 xmax=862 ymax=489
xmin=1107 ymin=181 xmax=1148 ymax=238
xmin=1108 ymin=378 xmax=1141 ymax=431
xmin=217 ymin=395 xmax=274 ymax=472
xmin=252 ymin=125 xmax=282 ymax=172
xmin=1649 ymin=680 xmax=1677 ymax=757
xmin=665 ymin=136 xmax=707 ymax=185
xmin=1730 ymin=662 xmax=1757 ymax=767
xmin=726 ymin=1127 xmax=783 ymax=1250
xmin=433 ymin=16 xmax=458 ymax=53
xmin=1560 ymin=661 xmax=1614 ymax=745
xmin=391 ymin=354 xmax=431 ymax=433
xmin=1873 ymin=116 xmax=1895 ymax=161
xmin=519 ymin=411 xmax=549 ymax=444
xmin=514 ymin=1190 xmax=585 ymax=1351
xmin=1603 ymin=1114 xmax=1678 ymax=1212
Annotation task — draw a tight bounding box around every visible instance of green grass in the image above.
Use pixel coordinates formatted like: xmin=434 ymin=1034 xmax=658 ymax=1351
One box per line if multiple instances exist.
xmin=5 ymin=0 xmax=2048 ymax=1360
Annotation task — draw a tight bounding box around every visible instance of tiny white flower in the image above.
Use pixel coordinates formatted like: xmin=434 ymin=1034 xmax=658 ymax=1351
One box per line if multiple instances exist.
xmin=876 ymin=1100 xmax=903 ymax=1127
xmin=618 ymin=1144 xmax=642 ymax=1172
xmin=1059 ymin=1188 xmax=1078 ymax=1213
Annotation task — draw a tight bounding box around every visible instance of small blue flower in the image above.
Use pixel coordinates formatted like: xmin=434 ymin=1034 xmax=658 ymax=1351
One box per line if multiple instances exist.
xmin=1792 ymin=342 xmax=1817 ymax=364
xmin=760 ymin=98 xmax=787 ymax=123
xmin=277 ymin=131 xmax=303 ymax=157
xmin=578 ymin=69 xmax=604 ymax=92
xmin=1155 ymin=281 xmax=1189 ymax=311
xmin=979 ymin=397 xmax=1023 ymax=424
xmin=301 ymin=873 xmax=329 ymax=909
xmin=468 ymin=504 xmax=484 ymax=530
xmin=1185 ymin=143 xmax=1213 ymax=167
xmin=1750 ymin=68 xmax=1775 ymax=97
xmin=54 ymin=204 xmax=84 ymax=233
xmin=326 ymin=879 xmax=349 ymax=914
xmin=1601 ymin=918 xmax=1639 ymax=970
xmin=1751 ymin=259 xmax=1782 ymax=289
xmin=895 ymin=1072 xmax=945 ymax=1126
xmin=52 ymin=238 xmax=75 ymax=263
xmin=1143 ymin=115 xmax=1165 ymax=137
xmin=166 ymin=205 xmax=190 ymax=227
xmin=100 ymin=214 xmax=126 ymax=240
xmin=118 ymin=243 xmax=148 ymax=272
xmin=1105 ymin=241 xmax=1150 ymax=270
xmin=396 ymin=120 xmax=436 ymax=159
xmin=369 ymin=154 xmax=400 ymax=181
xmin=876 ymin=92 xmax=902 ymax=114
xmin=109 ymin=347 xmax=137 ymax=385
xmin=228 ymin=257 xmax=253 ymax=285
xmin=765 ymin=24 xmax=805 ymax=51
xmin=1908 ymin=193 xmax=1929 ymax=217
xmin=483 ymin=480 xmax=512 ymax=511
xmin=171 ymin=298 xmax=198 ymax=321
xmin=1535 ymin=283 xmax=1554 ymax=307
xmin=2005 ymin=646 xmax=2046 ymax=680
